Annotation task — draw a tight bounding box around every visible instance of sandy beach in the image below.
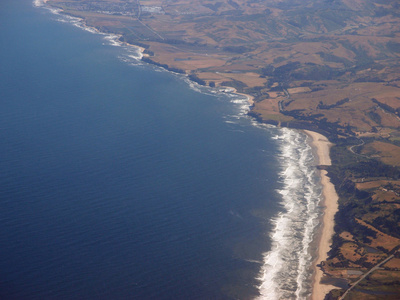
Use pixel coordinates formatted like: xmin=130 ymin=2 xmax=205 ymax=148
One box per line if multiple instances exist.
xmin=236 ymin=91 xmax=254 ymax=106
xmin=304 ymin=130 xmax=339 ymax=300
xmin=222 ymin=87 xmax=254 ymax=106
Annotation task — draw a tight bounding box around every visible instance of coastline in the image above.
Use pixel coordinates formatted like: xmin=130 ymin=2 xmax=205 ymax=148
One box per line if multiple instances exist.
xmin=6 ymin=2 xmax=306 ymax=298
xmin=35 ymin=3 xmax=337 ymax=297
xmin=304 ymin=130 xmax=339 ymax=300
xmin=38 ymin=0 xmax=254 ymax=109
xmin=223 ymin=87 xmax=255 ymax=106
xmin=35 ymin=1 xmax=147 ymax=59
xmin=31 ymin=1 xmax=400 ymax=298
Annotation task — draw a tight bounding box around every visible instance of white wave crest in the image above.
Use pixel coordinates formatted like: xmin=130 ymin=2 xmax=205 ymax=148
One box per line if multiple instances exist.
xmin=183 ymin=78 xmax=202 ymax=93
xmin=257 ymin=128 xmax=322 ymax=299
xmin=32 ymin=0 xmax=144 ymax=61
xmin=33 ymin=0 xmax=46 ymax=7
xmin=229 ymin=97 xmax=251 ymax=117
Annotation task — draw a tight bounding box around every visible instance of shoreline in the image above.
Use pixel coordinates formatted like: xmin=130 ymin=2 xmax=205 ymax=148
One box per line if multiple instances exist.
xmin=28 ymin=1 xmax=400 ymax=298
xmin=35 ymin=3 xmax=335 ymax=297
xmin=304 ymin=130 xmax=339 ymax=300
xmin=36 ymin=1 xmax=147 ymax=59
xmin=39 ymin=0 xmax=253 ymax=108
xmin=222 ymin=87 xmax=255 ymax=106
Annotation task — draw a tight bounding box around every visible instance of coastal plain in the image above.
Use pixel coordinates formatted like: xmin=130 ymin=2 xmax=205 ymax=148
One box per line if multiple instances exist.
xmin=45 ymin=0 xmax=400 ymax=299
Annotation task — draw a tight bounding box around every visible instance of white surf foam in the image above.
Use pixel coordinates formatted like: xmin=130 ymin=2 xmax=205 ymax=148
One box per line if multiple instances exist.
xmin=32 ymin=0 xmax=144 ymax=61
xmin=33 ymin=0 xmax=46 ymax=7
xmin=32 ymin=1 xmax=254 ymax=123
xmin=184 ymin=78 xmax=202 ymax=93
xmin=31 ymin=8 xmax=321 ymax=298
xmin=257 ymin=128 xmax=322 ymax=299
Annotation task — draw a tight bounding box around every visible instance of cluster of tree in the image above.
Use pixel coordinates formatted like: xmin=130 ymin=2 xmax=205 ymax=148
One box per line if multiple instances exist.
xmin=347 ymin=160 xmax=400 ymax=179
xmin=354 ymin=76 xmax=384 ymax=83
xmin=367 ymin=110 xmax=382 ymax=125
xmin=291 ymin=63 xmax=345 ymax=81
xmin=280 ymin=108 xmax=323 ymax=121
xmin=317 ymin=98 xmax=350 ymax=110
xmin=188 ymin=74 xmax=206 ymax=86
xmin=141 ymin=57 xmax=185 ymax=74
xmin=354 ymin=256 xmax=374 ymax=269
xmin=222 ymin=45 xmax=250 ymax=54
xmin=371 ymin=98 xmax=399 ymax=115
xmin=220 ymin=80 xmax=247 ymax=90
xmin=372 ymin=212 xmax=400 ymax=238
xmin=227 ymin=0 xmax=240 ymax=9
xmin=326 ymin=141 xmax=400 ymax=262
xmin=329 ymin=204 xmax=378 ymax=257
xmin=247 ymin=111 xmax=279 ymax=126
xmin=260 ymin=61 xmax=347 ymax=83
xmin=317 ymin=51 xmax=353 ymax=67
xmin=273 ymin=62 xmax=301 ymax=81
xmin=244 ymin=86 xmax=271 ymax=102
xmin=387 ymin=41 xmax=400 ymax=53
xmin=203 ymin=2 xmax=223 ymax=12
xmin=278 ymin=106 xmax=354 ymax=136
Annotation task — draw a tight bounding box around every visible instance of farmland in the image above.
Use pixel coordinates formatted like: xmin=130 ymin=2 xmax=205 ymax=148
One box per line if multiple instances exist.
xmin=45 ymin=0 xmax=400 ymax=298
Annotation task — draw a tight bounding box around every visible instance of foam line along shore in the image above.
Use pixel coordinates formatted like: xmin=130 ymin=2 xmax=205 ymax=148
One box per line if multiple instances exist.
xmin=304 ymin=130 xmax=339 ymax=300
xmin=3 ymin=2 xmax=286 ymax=298
xmin=257 ymin=128 xmax=323 ymax=299
xmin=33 ymin=2 xmax=338 ymax=298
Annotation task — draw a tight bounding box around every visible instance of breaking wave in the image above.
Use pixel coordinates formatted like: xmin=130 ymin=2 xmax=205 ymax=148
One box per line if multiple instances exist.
xmin=257 ymin=128 xmax=322 ymax=299
xmin=33 ymin=0 xmax=144 ymax=60
xmin=33 ymin=3 xmax=322 ymax=298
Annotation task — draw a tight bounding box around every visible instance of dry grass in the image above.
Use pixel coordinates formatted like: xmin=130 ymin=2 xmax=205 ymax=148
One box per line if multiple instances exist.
xmin=372 ymin=189 xmax=400 ymax=202
xmin=287 ymin=87 xmax=311 ymax=94
xmin=197 ymin=72 xmax=268 ymax=88
xmin=356 ymin=180 xmax=392 ymax=190
xmin=43 ymin=1 xmax=400 ymax=297
xmin=361 ymin=141 xmax=400 ymax=167
xmin=383 ymin=258 xmax=400 ymax=269
xmin=340 ymin=242 xmax=362 ymax=262
xmin=356 ymin=219 xmax=400 ymax=251
xmin=340 ymin=231 xmax=355 ymax=242
xmin=369 ymin=269 xmax=400 ymax=282
xmin=47 ymin=0 xmax=400 ymax=137
xmin=355 ymin=180 xmax=400 ymax=203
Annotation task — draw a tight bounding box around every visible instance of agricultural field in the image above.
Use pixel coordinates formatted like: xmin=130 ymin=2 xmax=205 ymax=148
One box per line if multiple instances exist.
xmin=46 ymin=0 xmax=400 ymax=298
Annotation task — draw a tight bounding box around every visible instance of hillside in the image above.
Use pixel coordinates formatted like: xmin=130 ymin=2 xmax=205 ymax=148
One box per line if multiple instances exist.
xmin=46 ymin=0 xmax=400 ymax=298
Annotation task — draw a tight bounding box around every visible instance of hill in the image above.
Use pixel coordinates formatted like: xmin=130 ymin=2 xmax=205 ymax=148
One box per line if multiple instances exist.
xmin=45 ymin=0 xmax=400 ymax=298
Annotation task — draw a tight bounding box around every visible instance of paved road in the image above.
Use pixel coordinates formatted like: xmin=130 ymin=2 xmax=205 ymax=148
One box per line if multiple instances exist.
xmin=349 ymin=138 xmax=365 ymax=155
xmin=339 ymin=254 xmax=394 ymax=300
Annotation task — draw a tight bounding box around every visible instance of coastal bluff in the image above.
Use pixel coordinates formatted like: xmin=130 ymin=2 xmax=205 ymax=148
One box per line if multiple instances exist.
xmin=45 ymin=0 xmax=400 ymax=298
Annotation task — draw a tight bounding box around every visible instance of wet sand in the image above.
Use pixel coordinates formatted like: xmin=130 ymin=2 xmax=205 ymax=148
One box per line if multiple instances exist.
xmin=304 ymin=130 xmax=339 ymax=300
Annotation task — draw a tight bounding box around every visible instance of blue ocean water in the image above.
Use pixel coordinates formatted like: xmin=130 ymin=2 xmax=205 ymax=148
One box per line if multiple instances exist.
xmin=0 ymin=1 xmax=323 ymax=299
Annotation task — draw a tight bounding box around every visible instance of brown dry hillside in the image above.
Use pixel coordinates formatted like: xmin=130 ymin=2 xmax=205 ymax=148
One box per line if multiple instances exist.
xmin=46 ymin=0 xmax=400 ymax=298
xmin=48 ymin=0 xmax=400 ymax=136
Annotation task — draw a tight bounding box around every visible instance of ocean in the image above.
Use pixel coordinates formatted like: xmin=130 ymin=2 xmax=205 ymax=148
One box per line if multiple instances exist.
xmin=0 ymin=1 xmax=322 ymax=299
